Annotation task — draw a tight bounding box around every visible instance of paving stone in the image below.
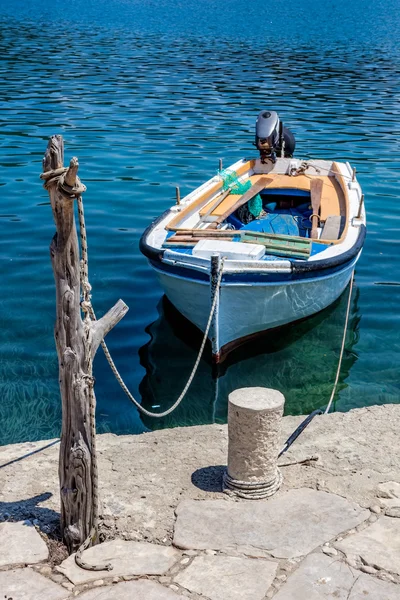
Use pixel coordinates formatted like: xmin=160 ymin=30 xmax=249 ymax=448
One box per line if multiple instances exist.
xmin=322 ymin=546 xmax=338 ymax=557
xmin=75 ymin=579 xmax=181 ymax=599
xmin=174 ymin=489 xmax=369 ymax=558
xmin=377 ymin=497 xmax=400 ymax=518
xmin=272 ymin=553 xmax=357 ymax=599
xmin=349 ymin=573 xmax=400 ymax=599
xmin=40 ymin=565 xmax=53 ymax=576
xmin=376 ymin=481 xmax=400 ymax=499
xmin=175 ymin=554 xmax=278 ymax=600
xmin=375 ymin=483 xmax=400 ymax=516
xmin=334 ymin=516 xmax=400 ymax=575
xmin=0 ymin=521 xmax=48 ymax=566
xmin=359 ymin=564 xmax=376 ymax=574
xmin=58 ymin=539 xmax=180 ymax=584
xmin=385 ymin=505 xmax=400 ymax=518
xmin=0 ymin=567 xmax=68 ymax=600
xmin=62 ymin=581 xmax=74 ymax=591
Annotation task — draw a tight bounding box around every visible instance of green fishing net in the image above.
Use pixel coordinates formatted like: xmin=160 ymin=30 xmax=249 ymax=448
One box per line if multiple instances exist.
xmin=218 ymin=169 xmax=263 ymax=218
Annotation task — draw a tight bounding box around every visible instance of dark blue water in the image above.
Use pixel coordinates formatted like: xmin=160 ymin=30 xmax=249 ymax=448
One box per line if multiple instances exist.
xmin=1 ymin=0 xmax=399 ymax=445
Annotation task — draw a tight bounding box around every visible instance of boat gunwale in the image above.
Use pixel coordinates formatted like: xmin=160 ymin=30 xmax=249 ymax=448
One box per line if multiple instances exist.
xmin=150 ymin=252 xmax=360 ymax=287
xmin=140 ymin=203 xmax=366 ymax=277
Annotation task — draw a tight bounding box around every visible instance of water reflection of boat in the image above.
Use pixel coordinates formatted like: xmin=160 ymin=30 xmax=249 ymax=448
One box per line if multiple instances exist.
xmin=138 ymin=284 xmax=360 ymax=430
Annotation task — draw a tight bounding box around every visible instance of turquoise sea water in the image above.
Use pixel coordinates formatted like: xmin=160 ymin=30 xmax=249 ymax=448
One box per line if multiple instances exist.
xmin=0 ymin=0 xmax=399 ymax=445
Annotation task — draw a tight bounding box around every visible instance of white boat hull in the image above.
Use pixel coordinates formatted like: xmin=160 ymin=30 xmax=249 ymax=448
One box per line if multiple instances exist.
xmin=154 ymin=258 xmax=356 ymax=359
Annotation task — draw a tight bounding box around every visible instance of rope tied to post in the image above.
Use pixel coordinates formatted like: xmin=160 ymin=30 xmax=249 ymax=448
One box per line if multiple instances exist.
xmin=278 ymin=270 xmax=355 ymax=458
xmin=41 ymin=161 xmax=87 ymax=196
xmin=42 ymin=162 xmax=111 ymax=571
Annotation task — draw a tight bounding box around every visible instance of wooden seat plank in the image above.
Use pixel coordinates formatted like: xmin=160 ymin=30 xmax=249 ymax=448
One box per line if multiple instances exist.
xmin=263 ymin=174 xmax=311 ymax=191
xmin=319 ymin=176 xmax=343 ymax=221
xmin=320 ymin=215 xmax=344 ymax=240
xmin=205 ymin=173 xmax=343 ymax=220
xmin=310 ymin=178 xmax=324 ymax=239
xmin=167 ymin=160 xmax=346 ymax=233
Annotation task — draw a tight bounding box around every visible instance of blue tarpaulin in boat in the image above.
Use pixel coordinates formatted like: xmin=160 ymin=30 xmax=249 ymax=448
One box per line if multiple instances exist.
xmin=242 ymin=214 xmax=300 ymax=237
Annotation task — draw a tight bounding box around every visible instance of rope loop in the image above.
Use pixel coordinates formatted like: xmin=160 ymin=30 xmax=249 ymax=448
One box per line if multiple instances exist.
xmin=58 ymin=173 xmax=87 ymax=197
xmin=81 ymin=300 xmax=93 ymax=314
xmin=82 ymin=280 xmax=92 ymax=294
xmin=81 ymin=374 xmax=95 ymax=388
xmin=41 ymin=167 xmax=68 ymax=190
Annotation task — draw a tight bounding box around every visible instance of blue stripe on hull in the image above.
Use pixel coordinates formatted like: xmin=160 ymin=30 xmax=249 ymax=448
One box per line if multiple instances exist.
xmin=150 ymin=256 xmax=357 ymax=284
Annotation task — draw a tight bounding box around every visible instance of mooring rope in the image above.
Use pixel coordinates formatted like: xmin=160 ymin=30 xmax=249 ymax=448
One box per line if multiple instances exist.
xmin=278 ymin=270 xmax=355 ymax=457
xmin=46 ymin=169 xmax=353 ymax=568
xmin=74 ymin=376 xmax=112 ymax=572
xmin=223 ymin=469 xmax=283 ymax=500
xmin=290 ymin=160 xmax=355 ymax=181
xmin=324 ymin=270 xmax=354 ymax=415
xmin=77 ymin=195 xmax=224 ymax=419
xmin=73 ymin=196 xmax=111 ymax=571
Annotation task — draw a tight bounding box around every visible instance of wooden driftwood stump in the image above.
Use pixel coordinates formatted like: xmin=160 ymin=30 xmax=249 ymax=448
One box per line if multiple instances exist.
xmin=42 ymin=135 xmax=128 ymax=553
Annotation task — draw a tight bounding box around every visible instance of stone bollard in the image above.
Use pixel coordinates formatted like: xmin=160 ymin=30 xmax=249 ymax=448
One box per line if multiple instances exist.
xmin=223 ymin=387 xmax=284 ymax=499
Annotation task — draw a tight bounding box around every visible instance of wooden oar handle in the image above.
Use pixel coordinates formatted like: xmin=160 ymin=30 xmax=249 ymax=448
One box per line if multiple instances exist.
xmin=310 ymin=178 xmax=324 ymax=240
xmin=310 ymin=212 xmax=320 ymax=240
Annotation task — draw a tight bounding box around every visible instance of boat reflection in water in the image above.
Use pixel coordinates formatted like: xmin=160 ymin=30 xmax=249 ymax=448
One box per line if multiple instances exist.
xmin=138 ymin=284 xmax=360 ymax=431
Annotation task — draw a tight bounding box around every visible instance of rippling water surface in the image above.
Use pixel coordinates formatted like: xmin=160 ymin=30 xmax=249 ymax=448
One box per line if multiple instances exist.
xmin=0 ymin=0 xmax=399 ymax=444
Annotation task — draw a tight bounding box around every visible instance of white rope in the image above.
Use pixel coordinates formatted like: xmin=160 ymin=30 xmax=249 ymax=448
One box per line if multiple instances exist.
xmin=277 ymin=272 xmax=355 ymax=459
xmin=223 ymin=469 xmax=282 ymax=499
xmin=290 ymin=160 xmax=354 ymax=181
xmin=74 ymin=196 xmax=111 ymax=572
xmin=76 ymin=195 xmax=224 ymax=419
xmin=324 ymin=270 xmax=354 ymax=414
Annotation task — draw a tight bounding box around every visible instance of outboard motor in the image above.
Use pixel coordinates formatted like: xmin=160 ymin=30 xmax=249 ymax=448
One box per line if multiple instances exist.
xmin=255 ymin=110 xmax=295 ymax=162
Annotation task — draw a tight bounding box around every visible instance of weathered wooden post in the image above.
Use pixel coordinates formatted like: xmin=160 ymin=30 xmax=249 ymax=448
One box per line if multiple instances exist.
xmin=41 ymin=135 xmax=128 ymax=554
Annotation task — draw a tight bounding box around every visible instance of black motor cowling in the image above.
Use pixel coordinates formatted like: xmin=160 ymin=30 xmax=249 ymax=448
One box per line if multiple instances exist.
xmin=255 ymin=110 xmax=295 ymax=161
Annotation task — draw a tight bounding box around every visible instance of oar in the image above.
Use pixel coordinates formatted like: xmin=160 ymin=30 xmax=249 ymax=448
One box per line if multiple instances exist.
xmin=208 ymin=176 xmax=273 ymax=229
xmin=196 ymin=188 xmax=232 ymax=224
xmin=174 ymin=229 xmax=236 ymax=238
xmin=310 ymin=178 xmax=324 ymax=240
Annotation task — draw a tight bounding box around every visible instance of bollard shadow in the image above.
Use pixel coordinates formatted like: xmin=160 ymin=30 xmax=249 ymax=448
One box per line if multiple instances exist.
xmin=191 ymin=465 xmax=226 ymax=492
xmin=0 ymin=492 xmax=60 ymax=538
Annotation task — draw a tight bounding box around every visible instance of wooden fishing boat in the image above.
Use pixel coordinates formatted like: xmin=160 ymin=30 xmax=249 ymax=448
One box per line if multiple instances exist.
xmin=140 ymin=111 xmax=366 ymax=362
